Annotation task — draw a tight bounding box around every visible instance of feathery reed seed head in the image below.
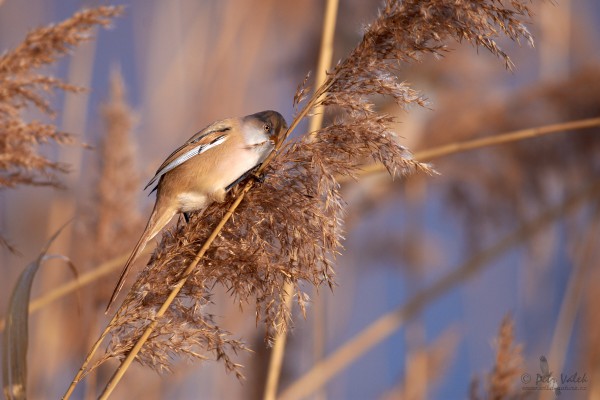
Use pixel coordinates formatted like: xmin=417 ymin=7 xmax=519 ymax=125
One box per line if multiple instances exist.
xmin=94 ymin=68 xmax=142 ymax=262
xmin=105 ymin=0 xmax=534 ymax=375
xmin=0 ymin=6 xmax=123 ymax=189
xmin=470 ymin=315 xmax=525 ymax=399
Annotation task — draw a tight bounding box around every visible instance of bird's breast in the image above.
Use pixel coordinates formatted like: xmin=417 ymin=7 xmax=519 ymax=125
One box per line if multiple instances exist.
xmin=159 ymin=138 xmax=272 ymax=214
xmin=212 ymin=143 xmax=269 ymax=186
xmin=177 ymin=192 xmax=209 ymax=212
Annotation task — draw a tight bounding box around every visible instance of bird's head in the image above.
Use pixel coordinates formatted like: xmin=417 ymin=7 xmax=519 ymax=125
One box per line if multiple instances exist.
xmin=245 ymin=110 xmax=288 ymax=146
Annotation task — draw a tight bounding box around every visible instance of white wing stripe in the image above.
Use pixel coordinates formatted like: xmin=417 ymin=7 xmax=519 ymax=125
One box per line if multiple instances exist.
xmin=145 ymin=135 xmax=228 ymax=189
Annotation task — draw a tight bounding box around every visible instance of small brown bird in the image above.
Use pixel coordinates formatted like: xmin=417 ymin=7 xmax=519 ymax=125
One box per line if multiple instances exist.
xmin=106 ymin=110 xmax=287 ymax=311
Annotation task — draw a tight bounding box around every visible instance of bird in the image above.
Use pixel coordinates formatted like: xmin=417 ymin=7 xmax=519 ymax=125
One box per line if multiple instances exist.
xmin=106 ymin=110 xmax=288 ymax=312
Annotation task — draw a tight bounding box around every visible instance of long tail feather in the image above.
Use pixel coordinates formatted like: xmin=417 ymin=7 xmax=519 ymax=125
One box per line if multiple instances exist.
xmin=105 ymin=206 xmax=175 ymax=312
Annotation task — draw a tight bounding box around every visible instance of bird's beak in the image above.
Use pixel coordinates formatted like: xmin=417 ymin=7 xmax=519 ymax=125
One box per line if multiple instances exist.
xmin=274 ymin=123 xmax=288 ymax=146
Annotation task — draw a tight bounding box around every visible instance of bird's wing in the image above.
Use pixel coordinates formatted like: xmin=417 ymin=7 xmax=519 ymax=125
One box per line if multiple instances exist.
xmin=144 ymin=121 xmax=232 ymax=190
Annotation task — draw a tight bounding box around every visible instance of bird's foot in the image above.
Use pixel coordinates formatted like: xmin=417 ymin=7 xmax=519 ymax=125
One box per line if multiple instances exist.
xmin=250 ymin=171 xmax=265 ymax=184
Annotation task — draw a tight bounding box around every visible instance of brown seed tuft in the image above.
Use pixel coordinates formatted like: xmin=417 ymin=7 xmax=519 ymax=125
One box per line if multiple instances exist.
xmin=0 ymin=6 xmax=123 ymax=189
xmin=104 ymin=0 xmax=534 ymax=375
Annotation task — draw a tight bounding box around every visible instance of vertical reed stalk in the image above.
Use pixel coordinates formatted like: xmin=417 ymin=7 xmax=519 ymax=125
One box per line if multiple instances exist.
xmin=263 ymin=1 xmax=339 ymax=399
xmin=7 ymin=117 xmax=594 ymax=338
xmin=308 ymin=0 xmax=339 ymax=139
xmin=54 ymin=116 xmax=599 ymax=399
xmin=543 ymin=203 xmax=600 ymax=400
xmin=263 ymin=291 xmax=294 ymax=400
xmin=278 ymin=182 xmax=600 ymax=400
xmin=95 ymin=31 xmax=336 ymax=398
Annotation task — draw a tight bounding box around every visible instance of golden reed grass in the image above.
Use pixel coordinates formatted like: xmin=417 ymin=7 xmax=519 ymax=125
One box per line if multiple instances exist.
xmin=0 ymin=5 xmax=122 ymax=399
xmin=264 ymin=0 xmax=340 ymax=399
xmin=0 ymin=6 xmax=122 ymax=190
xmin=93 ymin=68 xmax=142 ymax=264
xmin=73 ymin=2 xmax=538 ymax=398
xmin=469 ymin=315 xmax=525 ymax=400
xmin=2 ymin=2 xmax=597 ymax=400
xmin=279 ymin=181 xmax=600 ymax=400
xmin=0 ymin=5 xmax=123 ymax=257
xmin=1 ymin=116 xmax=595 ymax=330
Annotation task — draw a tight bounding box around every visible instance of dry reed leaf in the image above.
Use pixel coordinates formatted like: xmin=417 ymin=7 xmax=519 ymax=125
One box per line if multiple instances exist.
xmin=1 ymin=225 xmax=76 ymax=400
xmin=103 ymin=0 xmax=535 ymax=376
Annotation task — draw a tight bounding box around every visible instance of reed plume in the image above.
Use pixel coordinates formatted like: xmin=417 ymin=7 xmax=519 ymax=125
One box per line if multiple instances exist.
xmin=470 ymin=315 xmax=525 ymax=400
xmin=93 ymin=68 xmax=142 ymax=263
xmin=0 ymin=6 xmax=122 ymax=189
xmin=102 ymin=0 xmax=534 ymax=376
xmin=425 ymin=66 xmax=600 ymax=251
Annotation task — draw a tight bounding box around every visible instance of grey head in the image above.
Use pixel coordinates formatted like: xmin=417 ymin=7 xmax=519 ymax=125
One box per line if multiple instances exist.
xmin=244 ymin=110 xmax=288 ymax=146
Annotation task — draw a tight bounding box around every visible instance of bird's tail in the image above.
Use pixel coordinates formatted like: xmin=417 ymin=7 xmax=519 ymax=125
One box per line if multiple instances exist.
xmin=105 ymin=205 xmax=176 ymax=313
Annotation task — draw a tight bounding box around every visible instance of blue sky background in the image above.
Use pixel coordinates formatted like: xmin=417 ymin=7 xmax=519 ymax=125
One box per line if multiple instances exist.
xmin=1 ymin=1 xmax=599 ymax=399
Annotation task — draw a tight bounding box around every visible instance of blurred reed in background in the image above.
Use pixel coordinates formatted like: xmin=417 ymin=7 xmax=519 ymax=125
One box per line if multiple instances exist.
xmin=1 ymin=0 xmax=599 ymax=399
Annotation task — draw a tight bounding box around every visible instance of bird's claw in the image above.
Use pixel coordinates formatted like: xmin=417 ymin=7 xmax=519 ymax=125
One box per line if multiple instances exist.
xmin=251 ymin=172 xmax=265 ymax=184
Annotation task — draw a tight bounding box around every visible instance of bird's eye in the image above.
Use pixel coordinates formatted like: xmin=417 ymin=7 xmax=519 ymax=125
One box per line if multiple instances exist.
xmin=264 ymin=124 xmax=271 ymax=132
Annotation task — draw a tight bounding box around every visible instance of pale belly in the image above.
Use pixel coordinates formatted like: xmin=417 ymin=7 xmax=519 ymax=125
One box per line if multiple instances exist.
xmin=177 ymin=192 xmax=209 ymax=212
xmin=175 ymin=143 xmax=270 ymax=212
